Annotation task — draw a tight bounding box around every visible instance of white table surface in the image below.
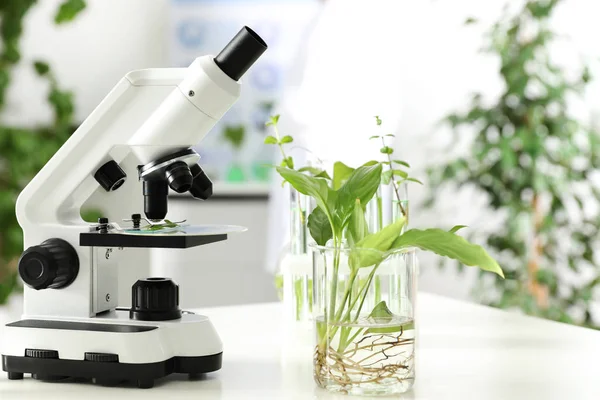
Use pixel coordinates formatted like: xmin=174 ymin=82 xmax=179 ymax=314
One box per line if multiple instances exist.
xmin=1 ymin=292 xmax=599 ymax=400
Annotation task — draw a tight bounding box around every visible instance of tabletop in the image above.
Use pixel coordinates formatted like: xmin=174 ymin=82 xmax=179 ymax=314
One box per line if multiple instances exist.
xmin=1 ymin=292 xmax=599 ymax=400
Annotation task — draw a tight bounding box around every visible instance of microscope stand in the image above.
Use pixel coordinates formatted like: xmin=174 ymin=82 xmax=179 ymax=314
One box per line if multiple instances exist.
xmin=2 ymin=310 xmax=222 ymax=388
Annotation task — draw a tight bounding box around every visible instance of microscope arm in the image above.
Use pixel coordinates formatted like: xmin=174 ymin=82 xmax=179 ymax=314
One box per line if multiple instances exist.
xmin=16 ymin=57 xmax=237 ymax=236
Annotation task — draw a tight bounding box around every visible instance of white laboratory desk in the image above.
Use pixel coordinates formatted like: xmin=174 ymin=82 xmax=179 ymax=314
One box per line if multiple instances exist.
xmin=1 ymin=293 xmax=599 ymax=400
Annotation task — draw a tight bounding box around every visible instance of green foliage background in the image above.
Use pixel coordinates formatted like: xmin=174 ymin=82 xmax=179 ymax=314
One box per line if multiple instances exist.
xmin=0 ymin=0 xmax=87 ymax=304
xmin=428 ymin=0 xmax=600 ymax=327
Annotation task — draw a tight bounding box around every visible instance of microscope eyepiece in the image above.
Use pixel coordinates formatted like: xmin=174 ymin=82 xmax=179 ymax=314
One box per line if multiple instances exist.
xmin=215 ymin=26 xmax=268 ymax=81
xmin=165 ymin=161 xmax=193 ymax=193
xmin=143 ymin=180 xmax=168 ymax=222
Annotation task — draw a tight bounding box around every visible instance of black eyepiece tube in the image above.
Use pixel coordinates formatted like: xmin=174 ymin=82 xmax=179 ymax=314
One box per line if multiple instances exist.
xmin=215 ymin=26 xmax=268 ymax=81
xmin=143 ymin=180 xmax=168 ymax=221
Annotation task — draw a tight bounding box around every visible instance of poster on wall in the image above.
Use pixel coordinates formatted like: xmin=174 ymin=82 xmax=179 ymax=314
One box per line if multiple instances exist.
xmin=170 ymin=0 xmax=319 ymax=184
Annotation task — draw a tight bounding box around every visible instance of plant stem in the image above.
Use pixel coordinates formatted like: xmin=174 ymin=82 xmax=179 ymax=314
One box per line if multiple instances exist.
xmin=528 ymin=193 xmax=548 ymax=308
xmin=272 ymin=123 xmax=289 ymax=162
xmin=352 ymin=263 xmax=381 ymax=321
xmin=328 ymin=237 xmax=341 ymax=321
xmin=381 ymin=137 xmax=407 ymax=217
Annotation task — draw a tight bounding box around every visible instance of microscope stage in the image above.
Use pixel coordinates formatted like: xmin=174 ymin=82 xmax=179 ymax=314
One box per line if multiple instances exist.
xmin=80 ymin=224 xmax=246 ymax=249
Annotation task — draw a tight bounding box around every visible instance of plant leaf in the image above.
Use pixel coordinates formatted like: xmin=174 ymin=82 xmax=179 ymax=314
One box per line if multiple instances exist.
xmin=365 ymin=301 xmax=414 ymax=333
xmin=369 ymin=135 xmax=380 ymax=140
xmin=404 ymin=177 xmax=423 ymax=185
xmin=55 ymin=0 xmax=86 ymax=24
xmin=381 ymin=170 xmax=393 ymax=185
xmin=393 ymin=170 xmax=408 ymax=179
xmin=223 ymin=125 xmax=245 ymax=149
xmin=375 ymin=116 xmax=382 ymax=126
xmin=350 ymin=217 xmax=406 ymax=269
xmin=266 ymin=114 xmax=280 ymax=126
xmin=280 ymin=135 xmax=293 ymax=144
xmin=335 ymin=163 xmax=383 ymax=229
xmin=393 ymin=160 xmax=410 ymax=167
xmin=333 ymin=161 xmax=355 ymax=190
xmin=392 ymin=229 xmax=504 ymax=277
xmin=449 ymin=225 xmax=468 ymax=234
xmin=347 ymin=199 xmax=368 ymax=246
xmin=276 ymin=166 xmax=332 ymax=218
xmin=33 ymin=61 xmax=50 ymax=76
xmin=369 ymin=300 xmax=394 ymax=319
xmin=380 ymin=146 xmax=394 ymax=155
xmin=264 ymin=135 xmax=277 ymax=144
xmin=308 ymin=207 xmax=333 ymax=246
xmin=298 ymin=166 xmax=331 ymax=180
xmin=284 ymin=157 xmax=294 ymax=169
xmin=316 ymin=170 xmax=332 ymax=179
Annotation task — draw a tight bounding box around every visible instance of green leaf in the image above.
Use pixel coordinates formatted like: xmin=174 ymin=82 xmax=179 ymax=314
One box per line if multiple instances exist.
xmin=449 ymin=225 xmax=468 ymax=234
xmin=33 ymin=61 xmax=50 ymax=76
xmin=380 ymin=146 xmax=394 ymax=155
xmin=365 ymin=301 xmax=414 ymax=333
xmin=280 ymin=135 xmax=293 ymax=144
xmin=393 ymin=160 xmax=410 ymax=168
xmin=369 ymin=300 xmax=393 ymax=319
xmin=375 ymin=116 xmax=382 ymax=126
xmin=382 ymin=170 xmax=393 ymax=185
xmin=347 ymin=199 xmax=368 ymax=246
xmin=393 ymin=170 xmax=408 ymax=179
xmin=308 ymin=207 xmax=333 ymax=246
xmin=391 ymin=229 xmax=504 ymax=277
xmin=275 ymin=166 xmax=332 ymax=217
xmin=403 ymin=177 xmax=423 ymax=185
xmin=284 ymin=157 xmax=294 ymax=169
xmin=464 ymin=17 xmax=478 ymax=25
xmin=298 ymin=166 xmax=331 ymax=180
xmin=369 ymin=135 xmax=380 ymax=140
xmin=350 ymin=217 xmax=406 ymax=269
xmin=264 ymin=135 xmax=277 ymax=144
xmin=385 ymin=134 xmax=395 ymax=137
xmin=335 ymin=163 xmax=383 ymax=228
xmin=55 ymin=0 xmax=87 ymax=24
xmin=333 ymin=161 xmax=355 ymax=190
xmin=315 ymin=170 xmax=331 ymax=180
xmin=356 ymin=217 xmax=406 ymax=252
xmin=266 ymin=114 xmax=280 ymax=126
xmin=222 ymin=125 xmax=245 ymax=150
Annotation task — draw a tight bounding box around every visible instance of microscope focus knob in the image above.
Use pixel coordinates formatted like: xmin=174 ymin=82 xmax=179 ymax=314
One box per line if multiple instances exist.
xmin=18 ymin=239 xmax=79 ymax=290
xmin=130 ymin=278 xmax=181 ymax=321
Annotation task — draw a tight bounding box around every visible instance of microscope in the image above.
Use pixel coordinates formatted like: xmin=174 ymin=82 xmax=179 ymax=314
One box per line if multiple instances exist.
xmin=1 ymin=27 xmax=267 ymax=388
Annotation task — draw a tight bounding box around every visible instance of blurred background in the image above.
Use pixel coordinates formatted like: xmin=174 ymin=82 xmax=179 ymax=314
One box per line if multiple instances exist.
xmin=0 ymin=0 xmax=599 ymax=328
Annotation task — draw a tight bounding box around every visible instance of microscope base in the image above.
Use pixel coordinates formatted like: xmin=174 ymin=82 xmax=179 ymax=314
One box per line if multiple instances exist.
xmin=2 ymin=352 xmax=222 ymax=388
xmin=1 ymin=310 xmax=223 ymax=388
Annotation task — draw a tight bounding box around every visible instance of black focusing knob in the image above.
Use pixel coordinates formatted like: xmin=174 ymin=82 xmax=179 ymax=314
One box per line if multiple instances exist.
xmin=18 ymin=239 xmax=79 ymax=290
xmin=165 ymin=161 xmax=193 ymax=193
xmin=25 ymin=349 xmax=59 ymax=359
xmin=130 ymin=278 xmax=181 ymax=321
xmin=189 ymin=164 xmax=213 ymax=200
xmin=94 ymin=160 xmax=127 ymax=192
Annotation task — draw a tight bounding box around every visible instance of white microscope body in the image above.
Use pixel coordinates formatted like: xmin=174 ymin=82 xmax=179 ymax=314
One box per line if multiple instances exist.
xmin=1 ymin=27 xmax=267 ymax=388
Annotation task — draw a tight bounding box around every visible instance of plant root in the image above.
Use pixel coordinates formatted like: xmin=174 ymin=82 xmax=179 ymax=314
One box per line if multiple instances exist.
xmin=314 ymin=331 xmax=415 ymax=390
